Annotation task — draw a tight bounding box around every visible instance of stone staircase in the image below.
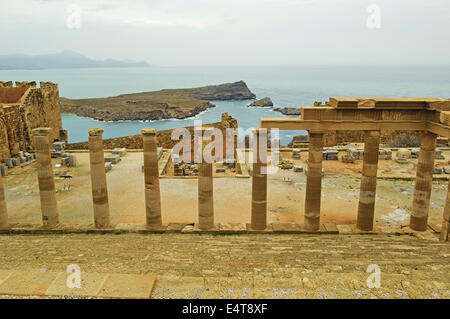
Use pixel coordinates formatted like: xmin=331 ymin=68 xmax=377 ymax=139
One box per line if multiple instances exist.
xmin=0 ymin=232 xmax=448 ymax=298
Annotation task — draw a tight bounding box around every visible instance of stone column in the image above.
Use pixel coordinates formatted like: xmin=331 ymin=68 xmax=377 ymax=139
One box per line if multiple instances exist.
xmin=304 ymin=131 xmax=324 ymax=231
xmin=410 ymin=131 xmax=437 ymax=231
xmin=142 ymin=128 xmax=162 ymax=229
xmin=198 ymin=128 xmax=214 ymax=229
xmin=0 ymin=176 xmax=8 ymax=228
xmin=33 ymin=128 xmax=59 ymax=228
xmin=357 ymin=130 xmax=381 ymax=231
xmin=440 ymin=180 xmax=450 ymax=242
xmin=251 ymin=128 xmax=268 ymax=230
xmin=88 ymin=128 xmax=110 ymax=229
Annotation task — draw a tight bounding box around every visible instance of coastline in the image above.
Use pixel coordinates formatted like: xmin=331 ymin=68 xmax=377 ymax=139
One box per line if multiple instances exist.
xmin=59 ymin=81 xmax=256 ymax=122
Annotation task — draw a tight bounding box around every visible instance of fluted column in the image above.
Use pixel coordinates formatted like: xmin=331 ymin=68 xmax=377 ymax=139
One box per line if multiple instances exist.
xmin=357 ymin=130 xmax=380 ymax=231
xmin=142 ymin=128 xmax=162 ymax=229
xmin=251 ymin=128 xmax=268 ymax=230
xmin=88 ymin=128 xmax=110 ymax=229
xmin=440 ymin=180 xmax=450 ymax=242
xmin=304 ymin=131 xmax=324 ymax=231
xmin=198 ymin=128 xmax=214 ymax=229
xmin=33 ymin=128 xmax=59 ymax=228
xmin=410 ymin=131 xmax=437 ymax=231
xmin=0 ymin=176 xmax=8 ymax=228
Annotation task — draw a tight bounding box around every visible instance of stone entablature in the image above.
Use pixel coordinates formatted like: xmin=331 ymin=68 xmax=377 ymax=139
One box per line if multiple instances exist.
xmin=309 ymin=98 xmax=450 ymax=146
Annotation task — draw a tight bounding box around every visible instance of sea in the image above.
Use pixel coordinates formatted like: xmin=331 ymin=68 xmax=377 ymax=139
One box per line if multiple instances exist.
xmin=1 ymin=64 xmax=449 ymax=145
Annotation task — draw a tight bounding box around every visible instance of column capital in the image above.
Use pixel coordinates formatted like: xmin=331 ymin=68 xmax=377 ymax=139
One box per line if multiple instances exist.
xmin=88 ymin=128 xmax=104 ymax=136
xmin=32 ymin=127 xmax=51 ymax=136
xmin=142 ymin=128 xmax=156 ymax=136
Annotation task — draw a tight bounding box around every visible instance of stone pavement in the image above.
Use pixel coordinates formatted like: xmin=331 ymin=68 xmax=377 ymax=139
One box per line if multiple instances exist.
xmin=0 ymin=231 xmax=448 ymax=299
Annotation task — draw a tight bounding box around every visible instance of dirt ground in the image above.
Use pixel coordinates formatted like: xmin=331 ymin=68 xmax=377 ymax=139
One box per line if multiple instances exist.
xmin=2 ymin=150 xmax=447 ymax=229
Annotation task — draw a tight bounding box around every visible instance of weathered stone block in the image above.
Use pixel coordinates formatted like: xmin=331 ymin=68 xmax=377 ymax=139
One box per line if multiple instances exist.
xmin=0 ymin=166 xmax=7 ymax=177
xmin=45 ymin=272 xmax=107 ymax=297
xmin=97 ymin=274 xmax=157 ymax=299
xmin=218 ymin=223 xmax=246 ymax=232
xmin=105 ymin=154 xmax=121 ymax=164
xmin=0 ymin=271 xmax=58 ymax=296
xmin=105 ymin=162 xmax=113 ymax=173
xmin=67 ymin=153 xmax=77 ymax=167
xmin=112 ymin=148 xmax=127 ymax=157
xmin=411 ymin=148 xmax=420 ymax=159
xmin=435 ymin=149 xmax=445 ymax=159
xmin=272 ymin=223 xmax=302 ymax=232
xmin=52 ymin=141 xmax=65 ymax=152
xmin=51 ymin=151 xmax=65 ymax=158
xmin=341 ymin=155 xmax=355 ymax=163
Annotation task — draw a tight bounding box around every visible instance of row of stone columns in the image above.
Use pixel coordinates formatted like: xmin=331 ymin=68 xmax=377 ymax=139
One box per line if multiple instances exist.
xmin=303 ymin=130 xmax=383 ymax=232
xmin=301 ymin=129 xmax=448 ymax=241
xmin=0 ymin=126 xmax=447 ymax=241
xmin=192 ymin=127 xmax=269 ymax=231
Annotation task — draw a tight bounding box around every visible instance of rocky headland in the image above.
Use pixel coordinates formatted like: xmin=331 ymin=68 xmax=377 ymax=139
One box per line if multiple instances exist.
xmin=61 ymin=81 xmax=256 ymax=121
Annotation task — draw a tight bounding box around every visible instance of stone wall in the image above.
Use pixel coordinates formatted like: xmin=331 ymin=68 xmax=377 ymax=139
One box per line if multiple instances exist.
xmin=22 ymin=82 xmax=65 ymax=146
xmin=68 ymin=113 xmax=238 ymax=153
xmin=0 ymin=81 xmax=65 ymax=161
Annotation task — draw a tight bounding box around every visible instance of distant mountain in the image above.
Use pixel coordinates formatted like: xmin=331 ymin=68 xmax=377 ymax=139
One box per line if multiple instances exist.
xmin=0 ymin=51 xmax=150 ymax=70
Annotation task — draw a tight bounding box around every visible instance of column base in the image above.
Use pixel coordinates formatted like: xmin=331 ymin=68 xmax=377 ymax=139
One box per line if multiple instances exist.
xmin=246 ymin=223 xmax=272 ymax=233
xmin=440 ymin=221 xmax=449 ymax=242
xmin=409 ymin=216 xmax=428 ymax=231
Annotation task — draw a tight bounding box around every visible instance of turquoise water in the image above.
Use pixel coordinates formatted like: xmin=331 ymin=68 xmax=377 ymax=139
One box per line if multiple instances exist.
xmin=1 ymin=65 xmax=449 ymax=144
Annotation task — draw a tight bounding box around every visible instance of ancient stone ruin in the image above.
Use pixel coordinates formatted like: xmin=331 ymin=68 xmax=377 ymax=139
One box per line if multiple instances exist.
xmin=262 ymin=97 xmax=450 ymax=240
xmin=0 ymin=95 xmax=449 ymax=243
xmin=0 ymin=81 xmax=67 ymax=162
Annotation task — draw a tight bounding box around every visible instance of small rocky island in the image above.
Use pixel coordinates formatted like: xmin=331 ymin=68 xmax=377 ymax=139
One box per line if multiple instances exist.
xmin=249 ymin=97 xmax=273 ymax=107
xmin=61 ymin=81 xmax=256 ymax=121
xmin=248 ymin=97 xmax=301 ymax=116
xmin=273 ymin=107 xmax=301 ymax=115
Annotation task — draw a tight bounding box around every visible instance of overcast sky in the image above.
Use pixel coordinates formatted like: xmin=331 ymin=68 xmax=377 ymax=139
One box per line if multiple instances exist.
xmin=0 ymin=0 xmax=449 ymax=65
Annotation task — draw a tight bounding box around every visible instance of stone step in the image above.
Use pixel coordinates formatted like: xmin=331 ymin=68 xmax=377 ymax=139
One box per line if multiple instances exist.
xmin=152 ymin=272 xmax=449 ymax=299
xmin=0 ymin=269 xmax=157 ymax=299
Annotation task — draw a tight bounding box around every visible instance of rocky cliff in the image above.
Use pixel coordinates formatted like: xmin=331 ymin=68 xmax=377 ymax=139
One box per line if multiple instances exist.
xmin=61 ymin=81 xmax=255 ymax=121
